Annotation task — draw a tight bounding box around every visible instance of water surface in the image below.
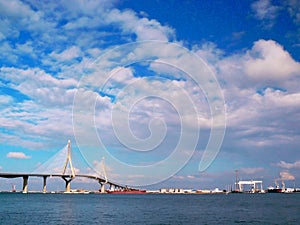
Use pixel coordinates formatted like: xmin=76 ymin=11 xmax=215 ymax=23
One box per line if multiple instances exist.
xmin=0 ymin=193 xmax=299 ymax=224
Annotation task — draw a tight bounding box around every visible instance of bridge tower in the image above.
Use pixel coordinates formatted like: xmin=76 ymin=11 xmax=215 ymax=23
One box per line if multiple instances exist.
xmin=99 ymin=157 xmax=108 ymax=193
xmin=62 ymin=140 xmax=76 ymax=177
xmin=62 ymin=140 xmax=76 ymax=192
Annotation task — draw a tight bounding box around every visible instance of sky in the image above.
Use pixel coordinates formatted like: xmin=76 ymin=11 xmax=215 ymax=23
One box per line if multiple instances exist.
xmin=0 ymin=0 xmax=300 ymax=191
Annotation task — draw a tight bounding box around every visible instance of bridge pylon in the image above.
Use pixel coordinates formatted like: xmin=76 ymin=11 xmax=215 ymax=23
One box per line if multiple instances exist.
xmin=98 ymin=157 xmax=108 ymax=193
xmin=62 ymin=140 xmax=76 ymax=177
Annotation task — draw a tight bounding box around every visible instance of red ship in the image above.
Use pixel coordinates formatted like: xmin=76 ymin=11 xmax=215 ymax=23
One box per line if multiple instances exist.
xmin=267 ymin=187 xmax=282 ymax=193
xmin=267 ymin=179 xmax=284 ymax=193
xmin=106 ymin=189 xmax=146 ymax=194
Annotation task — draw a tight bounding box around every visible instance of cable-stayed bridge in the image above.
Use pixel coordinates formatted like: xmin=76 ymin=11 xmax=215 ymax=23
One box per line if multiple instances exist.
xmin=0 ymin=140 xmax=130 ymax=193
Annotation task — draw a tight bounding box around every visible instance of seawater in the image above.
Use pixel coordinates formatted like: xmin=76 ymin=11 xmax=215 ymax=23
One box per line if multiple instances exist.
xmin=0 ymin=193 xmax=299 ymax=225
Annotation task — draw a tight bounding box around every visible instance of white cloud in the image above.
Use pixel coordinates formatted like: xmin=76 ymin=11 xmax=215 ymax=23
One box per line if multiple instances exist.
xmin=64 ymin=16 xmax=103 ymax=30
xmin=50 ymin=46 xmax=82 ymax=61
xmin=285 ymin=0 xmax=300 ymax=25
xmin=0 ymin=95 xmax=13 ymax=105
xmin=280 ymin=171 xmax=295 ymax=180
xmin=0 ymin=0 xmax=39 ymax=21
xmin=259 ymin=88 xmax=300 ymax=107
xmin=251 ymin=0 xmax=279 ymax=28
xmin=173 ymin=175 xmax=196 ymax=180
xmin=0 ymin=0 xmax=51 ymax=34
xmin=0 ymin=67 xmax=78 ymax=107
xmin=225 ymin=87 xmax=300 ymax=148
xmin=277 ymin=160 xmax=300 ymax=169
xmin=0 ymin=132 xmax=46 ymax=150
xmin=240 ymin=167 xmax=265 ymax=175
xmin=194 ymin=42 xmax=224 ymax=65
xmin=0 ymin=97 xmax=76 ymax=149
xmin=215 ymin=39 xmax=300 ymax=115
xmin=243 ymin=40 xmax=300 ymax=81
xmin=199 ymin=38 xmax=300 ymax=155
xmin=6 ymin=152 xmax=31 ymax=159
xmin=107 ymin=66 xmax=135 ymax=85
xmin=60 ymin=0 xmax=114 ymax=17
xmin=16 ymin=41 xmax=36 ymax=58
xmin=105 ymin=8 xmax=175 ymax=41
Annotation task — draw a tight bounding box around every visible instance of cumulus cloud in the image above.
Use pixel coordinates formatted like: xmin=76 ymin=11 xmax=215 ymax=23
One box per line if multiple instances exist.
xmin=243 ymin=40 xmax=300 ymax=81
xmin=277 ymin=160 xmax=300 ymax=169
xmin=204 ymin=37 xmax=300 ymax=159
xmin=194 ymin=42 xmax=224 ymax=65
xmin=217 ymin=39 xmax=300 ymax=103
xmin=6 ymin=152 xmax=31 ymax=159
xmin=216 ymin=38 xmax=300 ymax=110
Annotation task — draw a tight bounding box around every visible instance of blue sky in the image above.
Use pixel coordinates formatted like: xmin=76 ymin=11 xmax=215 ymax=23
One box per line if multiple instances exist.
xmin=0 ymin=0 xmax=300 ymax=191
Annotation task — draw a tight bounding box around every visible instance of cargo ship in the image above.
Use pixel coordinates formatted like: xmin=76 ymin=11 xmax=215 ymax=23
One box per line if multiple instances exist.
xmin=267 ymin=179 xmax=284 ymax=193
xmin=267 ymin=187 xmax=282 ymax=193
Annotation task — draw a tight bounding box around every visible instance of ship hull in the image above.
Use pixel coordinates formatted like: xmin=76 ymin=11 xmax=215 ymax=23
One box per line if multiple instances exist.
xmin=267 ymin=188 xmax=282 ymax=193
xmin=106 ymin=190 xmax=146 ymax=194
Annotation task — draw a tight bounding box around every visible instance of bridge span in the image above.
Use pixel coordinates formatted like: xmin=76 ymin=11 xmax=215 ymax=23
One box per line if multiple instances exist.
xmin=0 ymin=172 xmax=128 ymax=193
xmin=0 ymin=140 xmax=132 ymax=193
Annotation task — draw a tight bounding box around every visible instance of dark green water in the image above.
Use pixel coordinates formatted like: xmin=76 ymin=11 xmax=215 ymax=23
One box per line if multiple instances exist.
xmin=0 ymin=193 xmax=299 ymax=224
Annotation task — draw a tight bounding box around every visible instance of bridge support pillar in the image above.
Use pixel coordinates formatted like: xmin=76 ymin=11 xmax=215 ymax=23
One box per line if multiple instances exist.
xmin=23 ymin=176 xmax=28 ymax=193
xmin=100 ymin=183 xmax=105 ymax=193
xmin=62 ymin=177 xmax=74 ymax=193
xmin=43 ymin=176 xmax=47 ymax=193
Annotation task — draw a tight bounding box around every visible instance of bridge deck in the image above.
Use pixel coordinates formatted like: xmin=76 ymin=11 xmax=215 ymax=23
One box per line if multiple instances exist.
xmin=0 ymin=172 xmax=129 ymax=191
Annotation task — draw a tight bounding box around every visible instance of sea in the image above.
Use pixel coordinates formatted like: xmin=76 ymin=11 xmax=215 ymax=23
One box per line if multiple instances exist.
xmin=0 ymin=193 xmax=299 ymax=225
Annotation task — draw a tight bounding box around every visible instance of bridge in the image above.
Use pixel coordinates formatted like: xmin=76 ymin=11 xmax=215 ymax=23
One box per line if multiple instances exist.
xmin=0 ymin=140 xmax=131 ymax=193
